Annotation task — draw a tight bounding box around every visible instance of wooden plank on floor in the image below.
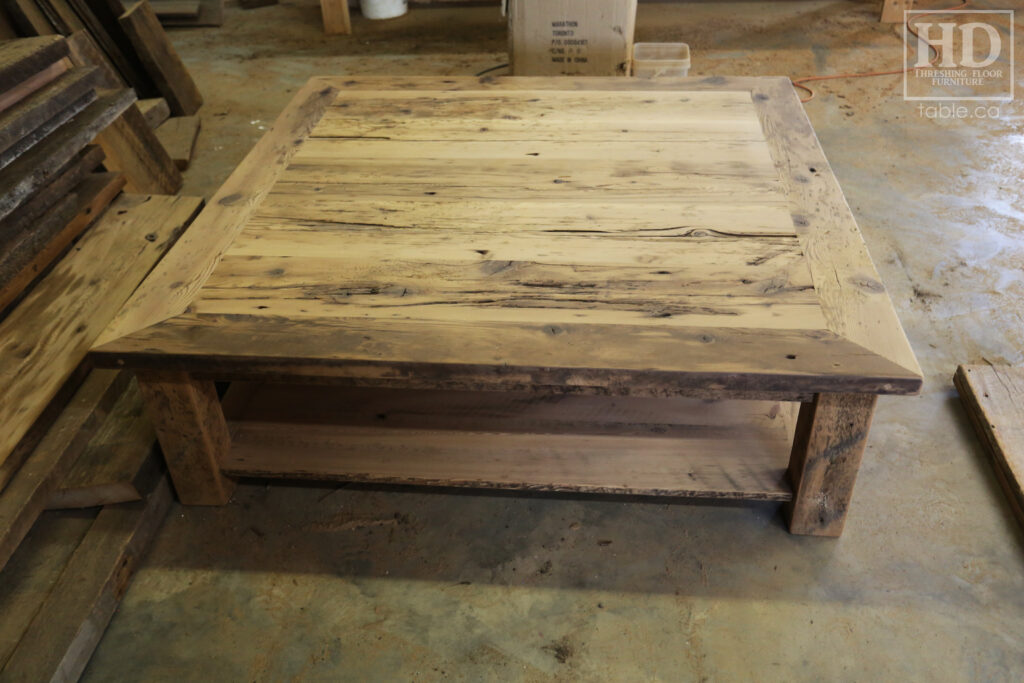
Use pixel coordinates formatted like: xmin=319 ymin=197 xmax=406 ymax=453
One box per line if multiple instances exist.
xmin=151 ymin=0 xmax=199 ymax=17
xmin=0 ymin=370 xmax=128 ymax=573
xmin=0 ymin=88 xmax=133 ymax=220
xmin=0 ymin=66 xmax=100 ymax=164
xmin=94 ymin=101 xmax=182 ymax=193
xmin=0 ymin=171 xmax=126 ymax=313
xmin=158 ymin=0 xmax=222 ymax=26
xmin=119 ymin=0 xmax=203 ymax=115
xmin=0 ymin=470 xmax=172 ymax=682
xmin=954 ymin=365 xmax=1024 ymax=528
xmin=49 ymin=379 xmax=159 ymax=509
xmin=0 ymin=509 xmax=97 ymax=669
xmin=0 ymin=35 xmax=66 ymax=91
xmin=137 ymin=97 xmax=170 ymax=128
xmin=0 ymin=193 xmax=204 ymax=492
xmin=154 ymin=114 xmax=199 ymax=169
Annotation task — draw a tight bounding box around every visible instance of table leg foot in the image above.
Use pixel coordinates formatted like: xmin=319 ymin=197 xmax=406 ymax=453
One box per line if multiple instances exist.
xmin=137 ymin=371 xmax=235 ymax=505
xmin=784 ymin=392 xmax=877 ymax=536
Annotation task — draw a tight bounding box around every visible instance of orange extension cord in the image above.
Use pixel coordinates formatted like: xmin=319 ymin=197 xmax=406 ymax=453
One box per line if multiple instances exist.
xmin=791 ymin=1 xmax=971 ymax=103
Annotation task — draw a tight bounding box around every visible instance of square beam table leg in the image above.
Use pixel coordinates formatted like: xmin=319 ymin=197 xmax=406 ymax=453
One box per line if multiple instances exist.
xmin=136 ymin=371 xmax=235 ymax=505
xmin=785 ymin=393 xmax=877 ymax=536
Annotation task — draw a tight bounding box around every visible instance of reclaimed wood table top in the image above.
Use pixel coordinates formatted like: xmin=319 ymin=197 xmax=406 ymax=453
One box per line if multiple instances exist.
xmin=92 ymin=76 xmax=922 ymax=399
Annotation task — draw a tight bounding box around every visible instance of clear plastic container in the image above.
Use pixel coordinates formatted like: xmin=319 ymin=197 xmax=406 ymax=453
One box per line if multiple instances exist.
xmin=632 ymin=43 xmax=691 ymax=78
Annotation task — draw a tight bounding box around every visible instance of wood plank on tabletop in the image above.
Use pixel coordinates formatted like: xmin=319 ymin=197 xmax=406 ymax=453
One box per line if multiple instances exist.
xmin=96 ymin=78 xmax=338 ymax=345
xmin=0 ymin=193 xmax=204 ymax=492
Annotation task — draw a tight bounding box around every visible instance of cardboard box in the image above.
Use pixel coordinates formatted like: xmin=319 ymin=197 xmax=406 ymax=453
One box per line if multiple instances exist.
xmin=507 ymin=0 xmax=637 ymax=76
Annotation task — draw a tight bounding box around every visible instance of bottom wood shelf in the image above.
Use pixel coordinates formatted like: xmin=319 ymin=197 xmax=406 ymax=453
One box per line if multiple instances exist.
xmin=221 ymin=384 xmax=797 ymax=502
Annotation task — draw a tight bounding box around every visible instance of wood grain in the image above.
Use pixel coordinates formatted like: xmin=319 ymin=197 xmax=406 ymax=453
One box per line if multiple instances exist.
xmin=784 ymin=392 xmax=876 ymax=536
xmin=954 ymin=365 xmax=1024 ymax=529
xmin=137 ymin=371 xmax=235 ymax=505
xmin=224 ymin=383 xmax=795 ymax=500
xmin=96 ymin=78 xmax=338 ymax=345
xmin=0 ymin=194 xmax=202 ymax=491
xmin=93 ymin=76 xmax=921 ymax=399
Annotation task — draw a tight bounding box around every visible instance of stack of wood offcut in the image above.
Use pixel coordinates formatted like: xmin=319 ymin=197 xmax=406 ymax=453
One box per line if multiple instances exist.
xmin=0 ymin=34 xmax=205 ymax=681
xmin=0 ymin=0 xmax=205 ymax=173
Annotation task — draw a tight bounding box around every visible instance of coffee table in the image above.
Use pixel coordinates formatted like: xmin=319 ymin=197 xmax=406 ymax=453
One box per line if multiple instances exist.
xmin=91 ymin=76 xmax=921 ymax=536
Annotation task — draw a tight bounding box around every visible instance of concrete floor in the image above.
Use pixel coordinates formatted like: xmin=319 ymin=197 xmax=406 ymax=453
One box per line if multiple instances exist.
xmin=80 ymin=1 xmax=1024 ymax=680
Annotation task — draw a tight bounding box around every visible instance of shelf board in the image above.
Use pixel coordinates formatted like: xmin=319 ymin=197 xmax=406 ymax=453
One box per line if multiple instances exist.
xmin=221 ymin=384 xmax=797 ymax=501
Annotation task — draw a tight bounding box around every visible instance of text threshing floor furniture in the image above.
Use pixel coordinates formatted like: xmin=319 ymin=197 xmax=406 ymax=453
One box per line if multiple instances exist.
xmin=90 ymin=76 xmax=922 ymax=537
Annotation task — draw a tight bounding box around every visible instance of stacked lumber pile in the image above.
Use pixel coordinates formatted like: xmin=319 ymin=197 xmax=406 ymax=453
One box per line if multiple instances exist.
xmin=0 ymin=35 xmax=179 ymax=311
xmin=0 ymin=193 xmax=204 ymax=679
xmin=0 ymin=0 xmax=205 ymax=170
xmin=0 ymin=37 xmax=205 ymax=679
xmin=0 ymin=0 xmax=208 ymax=103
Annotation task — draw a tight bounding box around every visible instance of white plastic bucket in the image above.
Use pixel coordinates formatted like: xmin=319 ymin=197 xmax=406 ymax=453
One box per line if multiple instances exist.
xmin=632 ymin=43 xmax=691 ymax=78
xmin=361 ymin=0 xmax=407 ymax=20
